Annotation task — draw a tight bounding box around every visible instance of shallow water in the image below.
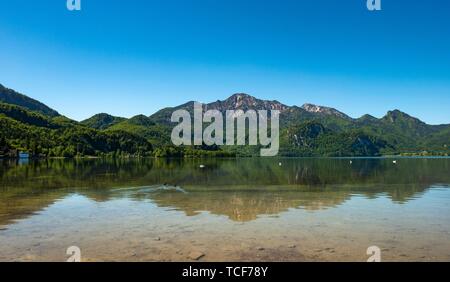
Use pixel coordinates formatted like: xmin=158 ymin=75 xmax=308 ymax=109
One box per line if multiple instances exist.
xmin=0 ymin=158 xmax=449 ymax=261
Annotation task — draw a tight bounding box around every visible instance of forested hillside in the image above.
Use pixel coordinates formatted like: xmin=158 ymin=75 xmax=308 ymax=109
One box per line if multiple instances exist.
xmin=1 ymin=84 xmax=449 ymax=158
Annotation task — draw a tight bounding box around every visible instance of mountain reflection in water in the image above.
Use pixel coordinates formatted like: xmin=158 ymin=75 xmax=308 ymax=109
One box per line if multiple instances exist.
xmin=1 ymin=158 xmax=449 ymax=225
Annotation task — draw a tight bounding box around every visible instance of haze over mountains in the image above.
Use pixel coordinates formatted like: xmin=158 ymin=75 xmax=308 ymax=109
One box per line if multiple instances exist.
xmin=1 ymin=83 xmax=449 ymax=158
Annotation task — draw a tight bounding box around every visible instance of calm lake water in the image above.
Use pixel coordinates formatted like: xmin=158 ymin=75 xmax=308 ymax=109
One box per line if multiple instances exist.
xmin=0 ymin=158 xmax=449 ymax=262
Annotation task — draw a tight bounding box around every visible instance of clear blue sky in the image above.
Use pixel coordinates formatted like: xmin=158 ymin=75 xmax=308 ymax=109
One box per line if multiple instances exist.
xmin=1 ymin=0 xmax=449 ymax=124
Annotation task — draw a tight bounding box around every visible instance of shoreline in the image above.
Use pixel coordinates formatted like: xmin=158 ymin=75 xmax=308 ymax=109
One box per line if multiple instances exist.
xmin=2 ymin=155 xmax=450 ymax=161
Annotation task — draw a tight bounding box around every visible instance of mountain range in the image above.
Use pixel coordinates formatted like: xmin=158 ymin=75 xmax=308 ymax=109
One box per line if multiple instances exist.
xmin=1 ymin=83 xmax=449 ymax=158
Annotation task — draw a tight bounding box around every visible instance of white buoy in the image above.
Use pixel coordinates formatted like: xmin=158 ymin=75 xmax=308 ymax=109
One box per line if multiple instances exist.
xmin=199 ymin=164 xmax=205 ymax=169
xmin=279 ymin=162 xmax=282 ymax=166
xmin=350 ymin=160 xmax=353 ymax=164
xmin=393 ymin=160 xmax=397 ymax=164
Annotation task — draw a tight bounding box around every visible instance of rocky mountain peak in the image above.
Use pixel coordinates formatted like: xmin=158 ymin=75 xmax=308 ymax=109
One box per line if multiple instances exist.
xmin=301 ymin=103 xmax=350 ymax=119
xmin=206 ymin=93 xmax=289 ymax=112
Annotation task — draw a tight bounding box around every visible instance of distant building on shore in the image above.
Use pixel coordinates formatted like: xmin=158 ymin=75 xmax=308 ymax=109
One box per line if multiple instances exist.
xmin=19 ymin=152 xmax=29 ymax=159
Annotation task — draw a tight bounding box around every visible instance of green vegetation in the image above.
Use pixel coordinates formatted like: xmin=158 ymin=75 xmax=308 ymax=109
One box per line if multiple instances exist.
xmin=1 ymin=84 xmax=449 ymax=158
xmin=107 ymin=115 xmax=173 ymax=147
xmin=0 ymin=103 xmax=152 ymax=158
xmin=0 ymin=84 xmax=59 ymax=117
xmin=279 ymin=121 xmax=390 ymax=157
xmin=80 ymin=113 xmax=126 ymax=130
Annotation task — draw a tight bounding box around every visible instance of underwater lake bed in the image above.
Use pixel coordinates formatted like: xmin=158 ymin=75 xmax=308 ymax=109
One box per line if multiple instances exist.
xmin=0 ymin=158 xmax=449 ymax=262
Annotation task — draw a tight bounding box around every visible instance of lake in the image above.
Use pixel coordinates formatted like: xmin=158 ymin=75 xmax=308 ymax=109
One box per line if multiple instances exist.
xmin=0 ymin=158 xmax=449 ymax=262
